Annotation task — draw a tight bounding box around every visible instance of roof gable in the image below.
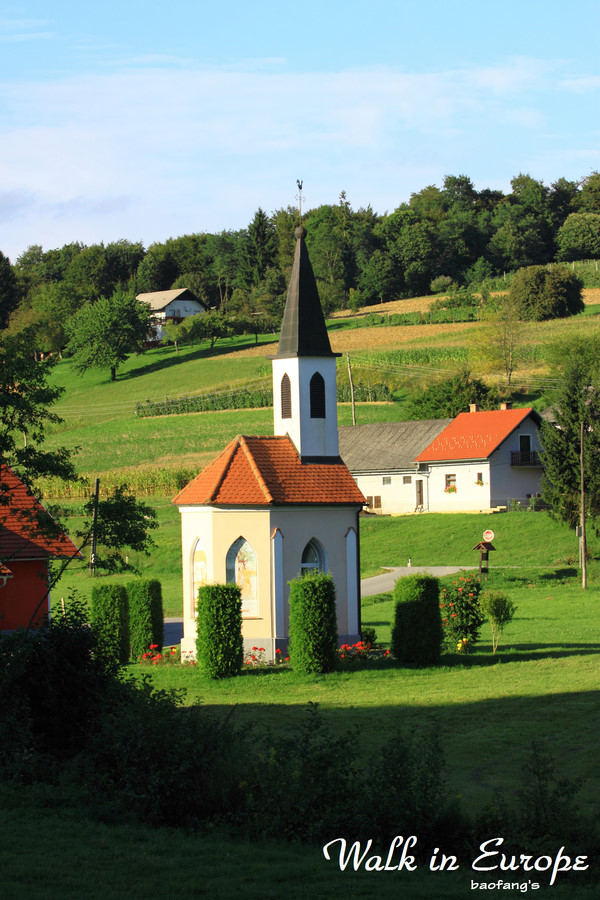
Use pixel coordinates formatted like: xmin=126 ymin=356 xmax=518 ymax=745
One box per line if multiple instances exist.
xmin=0 ymin=465 xmax=82 ymax=560
xmin=136 ymin=288 xmax=207 ymax=312
xmin=173 ymin=435 xmax=365 ymax=507
xmin=415 ymin=408 xmax=539 ymax=462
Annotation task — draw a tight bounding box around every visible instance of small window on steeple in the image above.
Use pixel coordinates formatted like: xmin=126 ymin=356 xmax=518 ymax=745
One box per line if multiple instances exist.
xmin=281 ymin=374 xmax=292 ymax=419
xmin=310 ymin=372 xmax=326 ymax=419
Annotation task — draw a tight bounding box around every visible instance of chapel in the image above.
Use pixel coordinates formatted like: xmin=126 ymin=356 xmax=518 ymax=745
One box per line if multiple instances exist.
xmin=174 ymin=226 xmax=365 ymax=661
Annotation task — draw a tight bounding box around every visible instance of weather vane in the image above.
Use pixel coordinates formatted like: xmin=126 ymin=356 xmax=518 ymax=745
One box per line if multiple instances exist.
xmin=296 ymin=179 xmax=304 ymax=226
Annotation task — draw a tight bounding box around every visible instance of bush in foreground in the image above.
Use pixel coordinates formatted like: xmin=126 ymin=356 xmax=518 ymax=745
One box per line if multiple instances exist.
xmin=288 ymin=572 xmax=338 ymax=675
xmin=90 ymin=584 xmax=130 ymax=670
xmin=195 ymin=583 xmax=243 ymax=678
xmin=391 ymin=574 xmax=442 ymax=665
xmin=127 ymin=579 xmax=164 ymax=658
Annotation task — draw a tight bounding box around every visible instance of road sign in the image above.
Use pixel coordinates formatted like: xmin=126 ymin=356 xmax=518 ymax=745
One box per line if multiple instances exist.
xmin=483 ymin=529 xmax=495 ymax=542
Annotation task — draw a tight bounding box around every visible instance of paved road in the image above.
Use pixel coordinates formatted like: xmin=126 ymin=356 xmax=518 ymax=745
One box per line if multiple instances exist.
xmin=360 ymin=565 xmax=474 ymax=597
xmin=163 ymin=566 xmax=475 ymax=644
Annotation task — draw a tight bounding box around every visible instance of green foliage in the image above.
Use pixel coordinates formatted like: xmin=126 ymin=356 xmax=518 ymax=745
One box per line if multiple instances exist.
xmin=288 ymin=572 xmax=338 ymax=675
xmin=81 ymin=485 xmax=158 ymax=573
xmin=391 ymin=574 xmax=442 ymax=665
xmin=557 ymin=212 xmax=600 ymax=261
xmin=127 ymin=579 xmax=164 ymax=658
xmin=195 ymin=583 xmax=243 ymax=678
xmin=480 ymin=589 xmax=517 ymax=653
xmin=509 ymin=265 xmax=584 ymax=321
xmin=0 ymin=250 xmax=20 ymax=329
xmin=430 ymin=274 xmax=455 ymax=294
xmin=541 ymin=355 xmax=600 ymax=528
xmin=90 ymin=583 xmax=130 ymax=670
xmin=440 ymin=573 xmax=484 ymax=652
xmin=66 ymin=288 xmax=151 ymax=381
xmin=404 ymin=368 xmax=500 ymax=419
xmin=0 ymin=594 xmax=111 ymax=776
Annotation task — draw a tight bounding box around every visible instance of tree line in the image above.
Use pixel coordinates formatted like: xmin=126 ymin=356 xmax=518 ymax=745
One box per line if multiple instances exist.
xmin=2 ymin=170 xmax=600 ymax=354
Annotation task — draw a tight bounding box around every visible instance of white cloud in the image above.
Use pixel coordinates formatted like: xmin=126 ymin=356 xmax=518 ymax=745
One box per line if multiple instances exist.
xmin=0 ymin=55 xmax=594 ymax=259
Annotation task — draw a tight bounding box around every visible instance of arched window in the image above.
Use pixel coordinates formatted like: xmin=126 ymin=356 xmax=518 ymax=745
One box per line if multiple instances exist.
xmin=310 ymin=372 xmax=326 ymax=418
xmin=192 ymin=539 xmax=207 ymax=617
xmin=301 ymin=538 xmax=326 ymax=574
xmin=226 ymin=536 xmax=258 ymax=617
xmin=281 ymin=373 xmax=292 ymax=419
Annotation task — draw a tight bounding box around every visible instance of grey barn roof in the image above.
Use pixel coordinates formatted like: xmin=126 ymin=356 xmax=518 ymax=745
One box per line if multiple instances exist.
xmin=136 ymin=288 xmax=207 ymax=312
xmin=339 ymin=419 xmax=453 ymax=473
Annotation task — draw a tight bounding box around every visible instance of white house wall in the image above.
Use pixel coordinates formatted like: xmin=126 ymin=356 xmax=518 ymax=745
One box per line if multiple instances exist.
xmin=488 ymin=423 xmax=543 ymax=508
xmin=425 ymin=462 xmax=492 ymax=511
xmin=352 ymin=472 xmax=427 ymax=515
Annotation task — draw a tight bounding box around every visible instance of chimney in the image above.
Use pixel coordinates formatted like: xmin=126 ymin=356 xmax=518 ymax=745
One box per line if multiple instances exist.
xmin=499 ymin=401 xmax=512 ymax=410
xmin=469 ymin=404 xmax=479 ymax=413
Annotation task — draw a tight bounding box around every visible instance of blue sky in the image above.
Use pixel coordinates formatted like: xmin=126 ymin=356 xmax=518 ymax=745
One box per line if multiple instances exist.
xmin=1 ymin=0 xmax=599 ymax=261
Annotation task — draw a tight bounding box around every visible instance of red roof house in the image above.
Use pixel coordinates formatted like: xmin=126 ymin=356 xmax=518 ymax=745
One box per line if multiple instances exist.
xmin=413 ymin=404 xmax=543 ymax=511
xmin=0 ymin=465 xmax=82 ymax=631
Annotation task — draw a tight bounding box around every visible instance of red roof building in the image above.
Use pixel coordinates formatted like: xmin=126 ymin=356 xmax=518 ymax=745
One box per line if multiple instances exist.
xmin=413 ymin=404 xmax=543 ymax=512
xmin=174 ymin=227 xmax=365 ymax=661
xmin=0 ymin=465 xmax=81 ymax=631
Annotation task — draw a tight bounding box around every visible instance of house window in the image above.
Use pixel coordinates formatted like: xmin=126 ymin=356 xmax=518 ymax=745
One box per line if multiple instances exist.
xmin=310 ymin=372 xmax=326 ymax=418
xmin=444 ymin=474 xmax=457 ymax=493
xmin=382 ymin=476 xmax=392 ymax=486
xmin=281 ymin=374 xmax=292 ymax=419
xmin=373 ymin=495 xmax=382 ymax=509
xmin=226 ymin=537 xmax=258 ymax=617
xmin=476 ymin=472 xmax=484 ymax=485
xmin=403 ymin=476 xmax=412 ymax=485
xmin=301 ymin=539 xmax=326 ymax=574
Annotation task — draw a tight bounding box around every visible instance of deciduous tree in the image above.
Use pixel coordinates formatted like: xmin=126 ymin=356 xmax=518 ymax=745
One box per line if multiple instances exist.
xmin=67 ymin=289 xmax=151 ymax=381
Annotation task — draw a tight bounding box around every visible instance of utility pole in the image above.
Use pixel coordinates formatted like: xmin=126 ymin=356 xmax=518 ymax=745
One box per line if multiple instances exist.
xmin=346 ymin=352 xmax=356 ymax=426
xmin=89 ymin=477 xmax=100 ymax=577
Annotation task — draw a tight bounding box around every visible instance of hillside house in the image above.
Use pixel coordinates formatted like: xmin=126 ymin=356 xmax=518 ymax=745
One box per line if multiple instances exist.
xmin=415 ymin=404 xmax=543 ymax=512
xmin=136 ymin=288 xmax=208 ymax=340
xmin=338 ymin=419 xmax=452 ymax=514
xmin=174 ymin=226 xmax=365 ymax=662
xmin=0 ymin=465 xmax=82 ymax=631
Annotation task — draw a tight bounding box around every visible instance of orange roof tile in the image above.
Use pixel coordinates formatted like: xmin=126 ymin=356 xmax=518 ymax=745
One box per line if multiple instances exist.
xmin=415 ymin=408 xmax=537 ymax=462
xmin=0 ymin=465 xmax=82 ymax=560
xmin=173 ymin=435 xmax=366 ymax=507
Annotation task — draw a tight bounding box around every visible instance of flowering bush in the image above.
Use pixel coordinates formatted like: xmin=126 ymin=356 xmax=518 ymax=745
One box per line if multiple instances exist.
xmin=338 ymin=641 xmax=391 ymax=662
xmin=440 ymin=574 xmax=484 ymax=652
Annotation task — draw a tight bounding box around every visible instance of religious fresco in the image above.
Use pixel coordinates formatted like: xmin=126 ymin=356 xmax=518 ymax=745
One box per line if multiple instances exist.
xmin=226 ymin=537 xmax=258 ymax=617
xmin=192 ymin=540 xmax=207 ymax=616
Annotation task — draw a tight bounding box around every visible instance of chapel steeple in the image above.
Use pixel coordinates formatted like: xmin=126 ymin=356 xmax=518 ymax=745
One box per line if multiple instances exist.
xmin=270 ymin=223 xmax=341 ymax=460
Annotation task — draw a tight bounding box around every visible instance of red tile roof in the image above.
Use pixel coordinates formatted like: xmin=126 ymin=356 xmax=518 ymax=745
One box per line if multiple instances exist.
xmin=0 ymin=465 xmax=82 ymax=560
xmin=173 ymin=435 xmax=366 ymax=507
xmin=415 ymin=408 xmax=536 ymax=462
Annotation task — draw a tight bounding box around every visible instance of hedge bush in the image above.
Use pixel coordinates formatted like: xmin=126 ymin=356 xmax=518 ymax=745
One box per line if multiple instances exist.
xmin=127 ymin=579 xmax=164 ymax=658
xmin=391 ymin=574 xmax=442 ymax=665
xmin=288 ymin=572 xmax=338 ymax=675
xmin=90 ymin=584 xmax=130 ymax=670
xmin=195 ymin=584 xmax=243 ymax=678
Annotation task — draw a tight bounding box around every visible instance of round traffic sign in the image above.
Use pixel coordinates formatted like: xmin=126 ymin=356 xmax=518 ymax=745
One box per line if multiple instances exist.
xmin=483 ymin=529 xmax=495 ymax=542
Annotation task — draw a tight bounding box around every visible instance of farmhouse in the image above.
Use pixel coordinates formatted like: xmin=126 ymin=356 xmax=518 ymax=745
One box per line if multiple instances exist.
xmin=339 ymin=419 xmax=452 ymax=514
xmin=415 ymin=403 xmax=543 ymax=512
xmin=0 ymin=465 xmax=82 ymax=632
xmin=136 ymin=288 xmax=208 ymax=340
xmin=174 ymin=226 xmax=365 ymax=661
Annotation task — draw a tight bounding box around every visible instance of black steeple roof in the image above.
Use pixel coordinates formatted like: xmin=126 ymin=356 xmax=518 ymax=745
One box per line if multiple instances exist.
xmin=272 ymin=226 xmax=339 ymax=359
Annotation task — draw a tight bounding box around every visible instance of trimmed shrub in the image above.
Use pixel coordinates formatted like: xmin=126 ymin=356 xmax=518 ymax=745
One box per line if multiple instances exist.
xmin=127 ymin=579 xmax=164 ymax=658
xmin=195 ymin=584 xmax=243 ymax=678
xmin=90 ymin=584 xmax=130 ymax=670
xmin=391 ymin=574 xmax=442 ymax=665
xmin=288 ymin=572 xmax=338 ymax=675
